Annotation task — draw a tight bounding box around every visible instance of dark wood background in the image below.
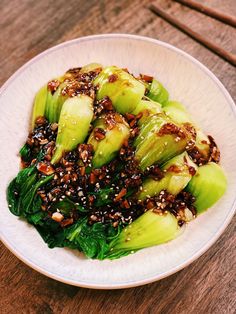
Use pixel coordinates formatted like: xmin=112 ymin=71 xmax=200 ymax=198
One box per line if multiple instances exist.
xmin=1 ymin=0 xmax=235 ymax=313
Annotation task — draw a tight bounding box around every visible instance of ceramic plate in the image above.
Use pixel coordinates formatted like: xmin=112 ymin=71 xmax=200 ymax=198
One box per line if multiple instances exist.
xmin=1 ymin=34 xmax=236 ymax=289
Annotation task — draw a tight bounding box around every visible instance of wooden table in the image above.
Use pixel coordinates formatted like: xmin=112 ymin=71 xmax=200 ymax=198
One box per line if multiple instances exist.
xmin=1 ymin=0 xmax=235 ymax=313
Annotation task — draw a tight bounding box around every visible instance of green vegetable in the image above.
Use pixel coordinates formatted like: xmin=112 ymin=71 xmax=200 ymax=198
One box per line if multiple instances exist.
xmin=79 ymin=63 xmax=103 ymax=74
xmin=147 ymin=79 xmax=169 ymax=105
xmin=186 ymin=162 xmax=227 ymax=213
xmin=94 ymin=66 xmax=145 ymax=114
xmin=35 ymin=218 xmax=66 ymax=248
xmin=107 ymin=210 xmax=180 ymax=258
xmin=134 ymin=114 xmax=194 ymax=170
xmin=32 ymin=80 xmax=67 ymax=128
xmin=27 ymin=213 xmax=121 ymax=259
xmin=31 ymin=85 xmax=48 ymax=129
xmin=21 ymin=174 xmax=53 ymax=214
xmin=51 ymin=94 xmax=94 ymax=164
xmin=139 ymin=152 xmax=197 ymax=200
xmin=132 ymin=98 xmax=162 ymax=124
xmin=64 ymin=217 xmax=121 ymax=259
xmin=27 ymin=210 xmax=46 ymax=225
xmin=7 ymin=166 xmax=37 ymax=216
xmin=91 ymin=187 xmax=114 ymax=206
xmin=163 ymin=101 xmax=190 ymax=124
xmin=195 ymin=130 xmax=210 ymax=159
xmin=46 ymin=82 xmax=67 ymax=123
xmin=163 ymin=101 xmax=210 ymax=158
xmin=19 ymin=172 xmax=53 ymax=213
xmin=88 ymin=113 xmax=130 ymax=168
xmin=7 ymin=178 xmax=20 ymax=216
xmin=134 ymin=113 xmax=164 ymax=148
xmin=19 ymin=144 xmax=31 ymax=162
xmin=64 ymin=218 xmax=110 ymax=259
xmin=50 ymin=198 xmax=88 ymax=216
xmin=7 ymin=162 xmax=53 ymax=216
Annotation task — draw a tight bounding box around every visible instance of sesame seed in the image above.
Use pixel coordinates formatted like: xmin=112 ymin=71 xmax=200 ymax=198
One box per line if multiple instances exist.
xmin=78 ymin=191 xmax=84 ymax=197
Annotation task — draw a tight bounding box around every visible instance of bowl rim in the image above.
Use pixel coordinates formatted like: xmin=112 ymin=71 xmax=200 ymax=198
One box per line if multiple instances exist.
xmin=0 ymin=33 xmax=236 ymax=289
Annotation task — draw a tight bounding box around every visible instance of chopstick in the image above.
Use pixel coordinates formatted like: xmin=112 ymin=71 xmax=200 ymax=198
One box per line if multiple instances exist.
xmin=149 ymin=4 xmax=236 ymax=67
xmin=174 ymin=0 xmax=236 ymax=28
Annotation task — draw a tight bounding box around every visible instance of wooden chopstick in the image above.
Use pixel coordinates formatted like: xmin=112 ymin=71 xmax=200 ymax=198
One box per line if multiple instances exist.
xmin=174 ymin=0 xmax=236 ymax=28
xmin=149 ymin=4 xmax=236 ymax=67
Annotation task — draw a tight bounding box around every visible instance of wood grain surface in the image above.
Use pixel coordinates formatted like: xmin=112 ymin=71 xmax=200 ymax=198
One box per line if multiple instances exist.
xmin=0 ymin=0 xmax=236 ymax=313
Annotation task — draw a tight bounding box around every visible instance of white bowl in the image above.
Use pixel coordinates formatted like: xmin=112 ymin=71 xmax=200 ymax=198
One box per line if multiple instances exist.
xmin=0 ymin=34 xmax=236 ymax=289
